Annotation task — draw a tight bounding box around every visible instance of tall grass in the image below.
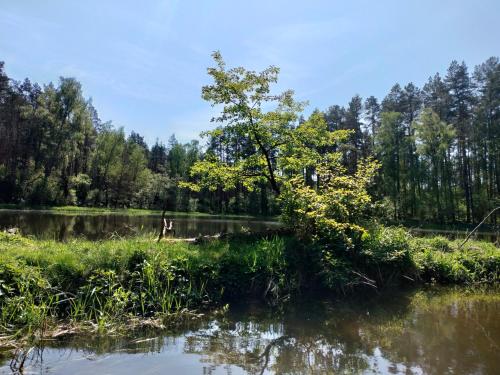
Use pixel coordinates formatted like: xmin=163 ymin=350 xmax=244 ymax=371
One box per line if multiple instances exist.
xmin=0 ymin=233 xmax=295 ymax=341
xmin=0 ymin=229 xmax=498 ymax=345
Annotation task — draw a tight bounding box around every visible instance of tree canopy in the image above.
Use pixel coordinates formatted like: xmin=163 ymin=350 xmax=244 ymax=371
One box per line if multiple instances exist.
xmin=184 ymin=52 xmax=380 ymax=241
xmin=0 ymin=55 xmax=499 ymax=224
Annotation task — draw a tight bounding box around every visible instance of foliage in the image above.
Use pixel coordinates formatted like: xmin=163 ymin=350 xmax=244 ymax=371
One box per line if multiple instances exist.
xmin=182 ymin=51 xmax=304 ymax=196
xmin=1 ymin=56 xmax=499 ymax=221
xmin=184 ymin=54 xmax=380 ymax=244
xmin=280 ymin=154 xmax=379 ymax=245
xmin=69 ymin=173 xmax=92 ymax=205
xmin=414 ymin=108 xmax=456 ymax=221
xmin=412 ymin=236 xmax=500 ymax=283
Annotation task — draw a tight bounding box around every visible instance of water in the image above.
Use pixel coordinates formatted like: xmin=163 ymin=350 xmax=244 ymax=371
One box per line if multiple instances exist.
xmin=408 ymin=227 xmax=499 ymax=243
xmin=0 ymin=210 xmax=280 ymax=240
xmin=1 ymin=210 xmax=498 ymax=243
xmin=1 ymin=287 xmax=498 ymax=374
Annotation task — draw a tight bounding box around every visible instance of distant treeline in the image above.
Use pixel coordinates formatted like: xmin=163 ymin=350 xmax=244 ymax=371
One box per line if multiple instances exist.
xmin=0 ymin=57 xmax=498 ymax=222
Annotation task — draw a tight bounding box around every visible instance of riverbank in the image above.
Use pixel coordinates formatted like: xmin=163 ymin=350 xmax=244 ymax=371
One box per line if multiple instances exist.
xmin=0 ymin=204 xmax=275 ymax=220
xmin=0 ymin=227 xmax=498 ymax=350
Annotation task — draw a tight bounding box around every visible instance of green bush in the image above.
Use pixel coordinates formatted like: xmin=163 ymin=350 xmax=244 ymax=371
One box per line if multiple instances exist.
xmin=424 ymin=236 xmax=452 ymax=252
xmin=413 ymin=241 xmax=500 ymax=283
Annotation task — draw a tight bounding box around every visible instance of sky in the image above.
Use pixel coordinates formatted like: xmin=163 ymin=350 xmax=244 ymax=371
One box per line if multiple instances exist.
xmin=1 ymin=0 xmax=499 ymax=145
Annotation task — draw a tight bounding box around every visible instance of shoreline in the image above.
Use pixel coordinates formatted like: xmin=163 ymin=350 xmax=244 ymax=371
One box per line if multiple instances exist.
xmin=0 ymin=229 xmax=498 ymax=351
xmin=0 ymin=205 xmax=278 ymax=220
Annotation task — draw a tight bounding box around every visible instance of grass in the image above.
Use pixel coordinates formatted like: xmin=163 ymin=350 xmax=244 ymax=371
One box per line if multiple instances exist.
xmin=0 ymin=233 xmax=295 ymax=346
xmin=0 ymin=227 xmax=498 ymax=350
xmin=0 ymin=204 xmax=276 ymax=220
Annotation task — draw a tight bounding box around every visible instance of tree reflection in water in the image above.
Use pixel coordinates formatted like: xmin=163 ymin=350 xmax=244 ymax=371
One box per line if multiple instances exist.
xmin=0 ymin=210 xmax=279 ymax=240
xmin=181 ymin=288 xmax=499 ymax=374
xmin=2 ymin=287 xmax=499 ymax=374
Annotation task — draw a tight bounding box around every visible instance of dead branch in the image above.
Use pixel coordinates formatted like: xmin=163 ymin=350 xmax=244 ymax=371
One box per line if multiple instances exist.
xmin=459 ymin=206 xmax=500 ymax=249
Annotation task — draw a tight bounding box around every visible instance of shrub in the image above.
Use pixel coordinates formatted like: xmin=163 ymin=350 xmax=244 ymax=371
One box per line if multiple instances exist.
xmin=426 ymin=236 xmax=452 ymax=252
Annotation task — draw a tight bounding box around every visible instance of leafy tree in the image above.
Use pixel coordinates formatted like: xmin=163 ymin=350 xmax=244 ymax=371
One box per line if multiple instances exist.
xmin=375 ymin=112 xmax=404 ymax=219
xmin=364 ymin=96 xmax=380 ymax=148
xmin=382 ymin=84 xmax=404 ymax=113
xmin=69 ymin=173 xmax=92 ymax=205
xmin=445 ymin=61 xmax=475 ymax=221
xmin=473 ymin=57 xmax=500 ymax=221
xmin=1 ymin=55 xmax=499 ymax=223
xmin=185 ymin=53 xmax=379 ymax=242
xmin=90 ymin=127 xmax=125 ymax=206
xmin=280 ymin=112 xmax=379 ymax=243
xmin=414 ymin=109 xmax=455 ymax=221
xmin=343 ymin=95 xmax=364 ymax=171
xmin=324 ymin=104 xmax=345 ymax=132
xmin=128 ymin=131 xmax=149 ymax=159
xmin=422 ymin=73 xmax=450 ymax=120
xmin=148 ymin=140 xmax=168 ymax=174
xmin=116 ymin=138 xmax=149 ymax=207
xmin=185 ymin=51 xmax=304 ymax=196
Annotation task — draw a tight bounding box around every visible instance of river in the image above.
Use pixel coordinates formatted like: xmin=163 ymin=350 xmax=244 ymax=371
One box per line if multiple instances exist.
xmin=1 ymin=287 xmax=498 ymax=374
xmin=0 ymin=210 xmax=280 ymax=240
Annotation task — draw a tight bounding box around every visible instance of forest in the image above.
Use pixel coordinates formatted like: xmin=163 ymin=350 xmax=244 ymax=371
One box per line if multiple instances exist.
xmin=0 ymin=57 xmax=499 ymax=224
xmin=1 ymin=53 xmax=499 ymax=370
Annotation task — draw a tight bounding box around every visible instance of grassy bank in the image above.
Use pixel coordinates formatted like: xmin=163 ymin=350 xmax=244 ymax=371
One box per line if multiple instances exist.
xmin=0 ymin=228 xmax=498 ymax=348
xmin=0 ymin=204 xmax=274 ymax=219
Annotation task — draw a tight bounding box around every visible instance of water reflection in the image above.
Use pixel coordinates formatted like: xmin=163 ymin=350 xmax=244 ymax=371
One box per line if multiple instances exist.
xmin=0 ymin=210 xmax=280 ymax=240
xmin=2 ymin=287 xmax=498 ymax=374
xmin=1 ymin=210 xmax=498 ymax=243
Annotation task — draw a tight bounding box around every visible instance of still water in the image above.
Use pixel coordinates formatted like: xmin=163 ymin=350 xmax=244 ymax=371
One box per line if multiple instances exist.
xmin=0 ymin=210 xmax=280 ymax=240
xmin=1 ymin=287 xmax=498 ymax=374
xmin=1 ymin=210 xmax=498 ymax=243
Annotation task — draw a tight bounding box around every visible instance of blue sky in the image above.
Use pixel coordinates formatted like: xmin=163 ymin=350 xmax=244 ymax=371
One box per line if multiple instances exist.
xmin=1 ymin=0 xmax=499 ymax=145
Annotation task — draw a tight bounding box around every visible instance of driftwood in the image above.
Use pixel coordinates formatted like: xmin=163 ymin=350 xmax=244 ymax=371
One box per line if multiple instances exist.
xmin=459 ymin=206 xmax=499 ymax=249
xmin=4 ymin=227 xmax=19 ymax=235
xmin=258 ymin=335 xmax=290 ymax=375
xmin=155 ymin=227 xmax=291 ymax=244
xmin=157 ymin=209 xmax=175 ymax=242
